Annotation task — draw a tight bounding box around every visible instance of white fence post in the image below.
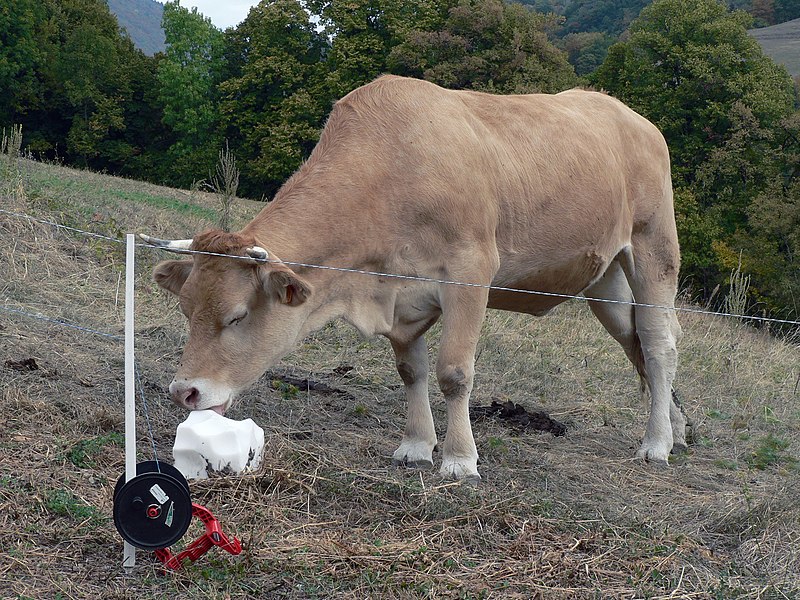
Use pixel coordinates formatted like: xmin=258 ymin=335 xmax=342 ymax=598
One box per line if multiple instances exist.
xmin=123 ymin=233 xmax=136 ymax=569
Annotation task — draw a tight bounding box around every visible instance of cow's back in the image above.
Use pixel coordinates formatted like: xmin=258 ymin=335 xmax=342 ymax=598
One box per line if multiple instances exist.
xmin=275 ymin=76 xmax=673 ymax=314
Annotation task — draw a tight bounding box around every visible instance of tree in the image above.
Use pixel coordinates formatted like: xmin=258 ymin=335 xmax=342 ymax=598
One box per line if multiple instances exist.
xmin=307 ymin=0 xmax=456 ymax=98
xmin=158 ymin=1 xmax=225 ymax=187
xmin=562 ymin=32 xmax=615 ymax=76
xmin=774 ymin=0 xmax=800 ymax=22
xmin=218 ymin=0 xmax=328 ymax=198
xmin=750 ymin=0 xmax=776 ymax=25
xmin=594 ymin=0 xmax=794 ymax=185
xmin=561 ymin=0 xmax=652 ymax=36
xmin=117 ymin=49 xmax=171 ymax=182
xmin=592 ymin=0 xmax=797 ymax=311
xmin=0 ymin=0 xmax=47 ymax=128
xmin=3 ymin=0 xmax=160 ymax=171
xmin=729 ymin=112 xmax=800 ymax=320
xmin=388 ymin=0 xmax=577 ymax=93
xmin=44 ymin=0 xmax=131 ymax=165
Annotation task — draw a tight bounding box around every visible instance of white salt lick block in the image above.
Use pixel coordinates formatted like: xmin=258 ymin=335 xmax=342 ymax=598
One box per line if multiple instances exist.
xmin=173 ymin=410 xmax=265 ymax=480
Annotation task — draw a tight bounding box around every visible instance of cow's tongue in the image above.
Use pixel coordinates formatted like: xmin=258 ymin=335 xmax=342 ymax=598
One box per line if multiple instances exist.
xmin=209 ymin=404 xmax=226 ymax=416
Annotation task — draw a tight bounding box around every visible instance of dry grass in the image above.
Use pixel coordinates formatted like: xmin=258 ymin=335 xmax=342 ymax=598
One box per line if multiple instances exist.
xmin=1 ymin=159 xmax=799 ymax=599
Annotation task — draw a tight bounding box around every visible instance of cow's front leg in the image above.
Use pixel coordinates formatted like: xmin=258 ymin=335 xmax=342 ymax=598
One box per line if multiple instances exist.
xmin=390 ymin=335 xmax=437 ymax=469
xmin=436 ymin=282 xmax=490 ymax=482
xmin=437 ymin=361 xmax=479 ymax=481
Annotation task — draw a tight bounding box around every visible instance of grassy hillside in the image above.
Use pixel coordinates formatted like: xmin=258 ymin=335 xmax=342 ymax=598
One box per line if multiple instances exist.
xmin=108 ymin=0 xmax=166 ymax=56
xmin=1 ymin=158 xmax=799 ymax=598
xmin=749 ymin=17 xmax=800 ymax=77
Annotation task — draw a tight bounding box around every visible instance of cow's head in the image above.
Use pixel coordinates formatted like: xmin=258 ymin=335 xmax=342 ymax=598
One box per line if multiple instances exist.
xmin=143 ymin=230 xmax=313 ymax=414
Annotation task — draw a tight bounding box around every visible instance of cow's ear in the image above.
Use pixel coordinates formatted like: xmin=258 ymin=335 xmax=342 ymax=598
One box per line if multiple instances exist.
xmin=153 ymin=259 xmax=193 ymax=296
xmin=260 ymin=264 xmax=312 ymax=306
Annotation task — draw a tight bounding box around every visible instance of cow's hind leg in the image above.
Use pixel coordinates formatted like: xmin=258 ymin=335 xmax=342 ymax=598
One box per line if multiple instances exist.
xmin=586 ymin=259 xmax=646 ymax=383
xmin=389 ymin=335 xmax=437 ymax=469
xmin=627 ymin=228 xmax=683 ymax=465
xmin=586 ymin=257 xmax=686 ymax=460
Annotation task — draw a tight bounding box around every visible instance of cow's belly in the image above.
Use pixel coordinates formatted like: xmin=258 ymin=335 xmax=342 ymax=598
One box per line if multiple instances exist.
xmin=488 ymin=247 xmax=613 ymax=315
xmin=487 ymin=289 xmax=565 ymax=315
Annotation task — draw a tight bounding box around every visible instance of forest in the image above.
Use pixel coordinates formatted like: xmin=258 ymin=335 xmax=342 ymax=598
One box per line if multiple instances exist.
xmin=1 ymin=0 xmax=799 ymax=325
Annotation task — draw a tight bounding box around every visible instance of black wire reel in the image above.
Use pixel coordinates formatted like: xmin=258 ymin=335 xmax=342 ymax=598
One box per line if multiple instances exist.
xmin=113 ymin=461 xmax=194 ymax=550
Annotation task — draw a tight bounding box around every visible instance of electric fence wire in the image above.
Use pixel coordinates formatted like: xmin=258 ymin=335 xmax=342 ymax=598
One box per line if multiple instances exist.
xmin=134 ymin=361 xmax=160 ymax=468
xmin=0 ymin=304 xmax=162 ymax=463
xmin=1 ymin=207 xmax=159 ymax=464
xmin=1 ymin=201 xmax=797 ymax=467
xmin=2 ymin=206 xmax=800 ymax=328
xmin=0 ymin=304 xmax=123 ymax=340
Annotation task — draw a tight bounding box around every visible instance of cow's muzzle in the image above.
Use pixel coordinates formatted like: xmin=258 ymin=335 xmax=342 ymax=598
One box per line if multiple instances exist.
xmin=170 ymin=380 xmax=200 ymax=409
xmin=169 ymin=382 xmax=200 ymax=410
xmin=169 ymin=378 xmax=231 ymax=414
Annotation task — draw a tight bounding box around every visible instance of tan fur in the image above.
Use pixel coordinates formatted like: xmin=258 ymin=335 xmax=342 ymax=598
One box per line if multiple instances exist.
xmin=153 ymin=75 xmax=683 ymax=479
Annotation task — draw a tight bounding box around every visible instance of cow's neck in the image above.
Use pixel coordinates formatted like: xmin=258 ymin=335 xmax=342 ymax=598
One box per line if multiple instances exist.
xmin=242 ymin=170 xmax=396 ymax=340
xmin=244 ymin=161 xmax=369 ymax=261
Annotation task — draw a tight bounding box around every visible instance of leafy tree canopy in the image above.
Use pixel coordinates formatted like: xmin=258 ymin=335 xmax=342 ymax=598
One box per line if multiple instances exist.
xmin=593 ymin=0 xmax=794 ymax=188
xmin=157 ymin=1 xmax=225 ymax=186
xmin=388 ymin=0 xmax=577 ymax=93
xmin=593 ymin=0 xmax=798 ymax=318
xmin=218 ymin=0 xmax=329 ymax=198
xmin=2 ymin=0 xmax=159 ymax=171
xmin=0 ymin=0 xmax=48 ymax=126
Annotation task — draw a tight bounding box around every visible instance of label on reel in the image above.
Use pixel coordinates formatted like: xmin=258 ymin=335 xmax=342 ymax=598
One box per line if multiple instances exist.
xmin=165 ymin=502 xmax=175 ymax=527
xmin=150 ymin=484 xmax=170 ymax=504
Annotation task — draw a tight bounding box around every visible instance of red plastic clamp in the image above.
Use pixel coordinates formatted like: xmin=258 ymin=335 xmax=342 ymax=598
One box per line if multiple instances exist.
xmin=155 ymin=503 xmax=242 ymax=570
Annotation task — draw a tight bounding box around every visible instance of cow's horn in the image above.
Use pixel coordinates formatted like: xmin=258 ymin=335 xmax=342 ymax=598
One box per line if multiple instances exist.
xmin=138 ymin=234 xmax=194 ymax=254
xmin=245 ymin=246 xmax=269 ymax=262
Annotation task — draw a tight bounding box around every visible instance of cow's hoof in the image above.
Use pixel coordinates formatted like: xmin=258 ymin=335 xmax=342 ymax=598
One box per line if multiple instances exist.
xmin=670 ymin=442 xmax=688 ymax=455
xmin=439 ymin=471 xmax=482 ymax=485
xmin=392 ymin=441 xmax=435 ymax=469
xmin=635 ymin=445 xmax=670 ymax=466
xmin=392 ymin=457 xmax=434 ymax=470
xmin=439 ymin=457 xmax=480 ymax=481
xmin=462 ymin=474 xmax=482 ymax=487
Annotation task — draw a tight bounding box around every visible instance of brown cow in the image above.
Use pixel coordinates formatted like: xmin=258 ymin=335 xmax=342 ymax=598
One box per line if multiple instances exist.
xmin=144 ymin=75 xmax=685 ymax=481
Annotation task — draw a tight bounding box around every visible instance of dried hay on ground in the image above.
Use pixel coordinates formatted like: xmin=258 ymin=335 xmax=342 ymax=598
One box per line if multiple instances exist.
xmin=1 ymin=162 xmax=799 ymax=599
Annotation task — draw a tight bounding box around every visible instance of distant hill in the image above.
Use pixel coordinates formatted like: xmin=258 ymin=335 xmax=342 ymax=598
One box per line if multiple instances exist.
xmin=749 ymin=17 xmax=800 ymax=77
xmin=107 ymin=0 xmax=165 ymax=56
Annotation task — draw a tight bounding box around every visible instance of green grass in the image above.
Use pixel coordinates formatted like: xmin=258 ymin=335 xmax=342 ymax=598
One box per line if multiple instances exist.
xmin=67 ymin=433 xmax=123 ymax=469
xmin=747 ymin=433 xmax=798 ymax=470
xmin=271 ymin=380 xmax=300 ymax=400
xmin=43 ymin=489 xmax=106 ymax=525
xmin=107 ymin=188 xmax=218 ymax=221
xmin=26 ymin=168 xmax=217 ymax=222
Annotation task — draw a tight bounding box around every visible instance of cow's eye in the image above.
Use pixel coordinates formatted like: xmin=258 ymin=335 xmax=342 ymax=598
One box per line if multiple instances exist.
xmin=225 ymin=312 xmax=247 ymax=327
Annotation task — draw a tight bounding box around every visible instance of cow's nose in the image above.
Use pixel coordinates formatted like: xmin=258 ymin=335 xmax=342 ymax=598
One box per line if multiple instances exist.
xmin=170 ymin=381 xmax=199 ymax=409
